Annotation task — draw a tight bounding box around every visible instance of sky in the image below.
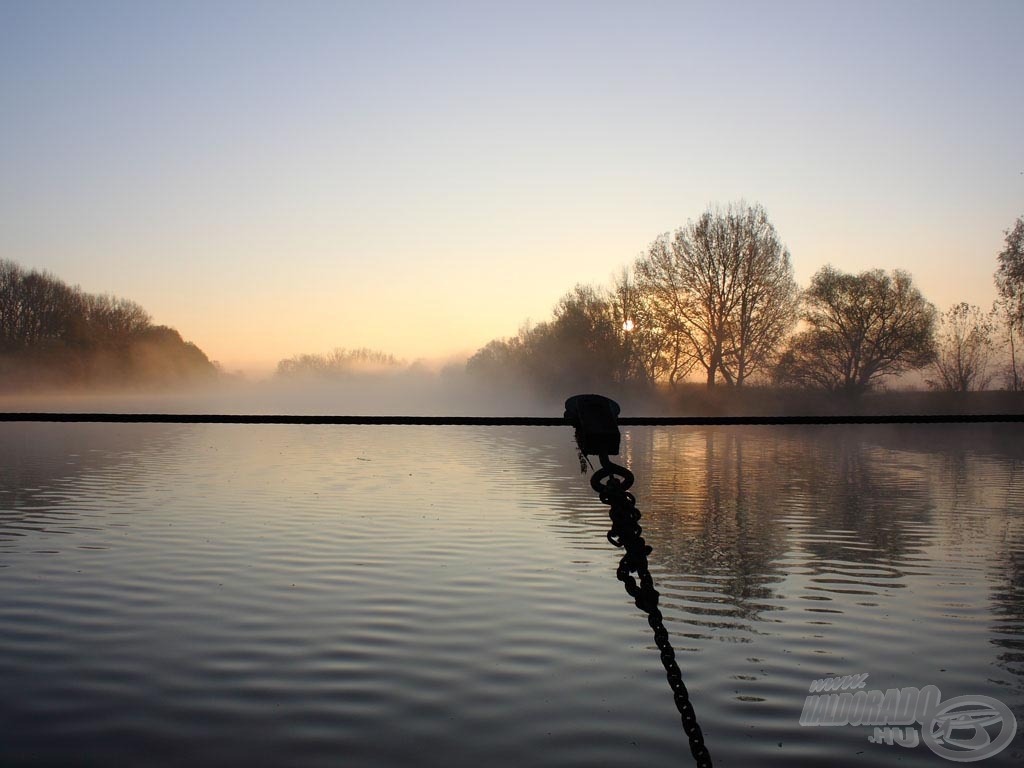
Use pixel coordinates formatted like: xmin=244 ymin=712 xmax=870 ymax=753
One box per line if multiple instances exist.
xmin=1 ymin=0 xmax=1022 ymax=374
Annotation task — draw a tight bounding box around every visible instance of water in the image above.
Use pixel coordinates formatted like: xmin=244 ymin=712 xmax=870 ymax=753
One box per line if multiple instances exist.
xmin=0 ymin=423 xmax=1021 ymax=766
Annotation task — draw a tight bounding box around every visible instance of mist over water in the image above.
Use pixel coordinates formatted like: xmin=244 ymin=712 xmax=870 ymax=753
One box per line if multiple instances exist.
xmin=0 ymin=367 xmax=560 ymax=417
xmin=4 ymin=374 xmax=1023 ymax=423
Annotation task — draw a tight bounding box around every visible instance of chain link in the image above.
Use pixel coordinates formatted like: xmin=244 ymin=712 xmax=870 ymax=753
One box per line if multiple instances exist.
xmin=591 ymin=455 xmax=713 ymax=768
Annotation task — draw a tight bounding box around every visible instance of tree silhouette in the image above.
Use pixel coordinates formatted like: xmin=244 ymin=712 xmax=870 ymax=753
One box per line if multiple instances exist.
xmin=927 ymin=303 xmax=995 ymax=392
xmin=0 ymin=259 xmax=215 ymax=389
xmin=994 ymin=215 xmax=1024 ymax=390
xmin=775 ymin=267 xmax=936 ymax=395
xmin=634 ymin=202 xmax=798 ymax=388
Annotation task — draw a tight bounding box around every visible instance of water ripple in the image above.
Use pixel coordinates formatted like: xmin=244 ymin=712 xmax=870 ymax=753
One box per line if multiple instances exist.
xmin=0 ymin=423 xmax=1021 ymax=766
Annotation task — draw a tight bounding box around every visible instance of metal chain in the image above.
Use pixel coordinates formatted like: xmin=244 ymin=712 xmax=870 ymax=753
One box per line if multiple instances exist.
xmin=590 ymin=454 xmax=713 ymax=768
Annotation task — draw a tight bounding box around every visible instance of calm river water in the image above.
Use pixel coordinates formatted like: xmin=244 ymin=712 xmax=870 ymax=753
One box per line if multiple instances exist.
xmin=1 ymin=423 xmax=1022 ymax=766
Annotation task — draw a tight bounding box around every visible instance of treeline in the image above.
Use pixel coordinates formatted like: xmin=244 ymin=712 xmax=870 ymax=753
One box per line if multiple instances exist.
xmin=0 ymin=260 xmax=216 ymax=390
xmin=467 ymin=203 xmax=1024 ymax=401
xmin=275 ymin=348 xmax=405 ymax=378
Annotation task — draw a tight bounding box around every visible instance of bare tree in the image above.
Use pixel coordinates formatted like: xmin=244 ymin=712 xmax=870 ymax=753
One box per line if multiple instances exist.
xmin=926 ymin=303 xmax=995 ymax=392
xmin=0 ymin=260 xmax=23 ymax=349
xmin=994 ymin=215 xmax=1024 ymax=390
xmin=608 ymin=267 xmax=692 ymax=386
xmin=631 ymin=238 xmax=700 ymax=386
xmin=775 ymin=267 xmax=936 ymax=395
xmin=0 ymin=260 xmax=80 ymax=350
xmin=995 ymin=295 xmax=1023 ymax=391
xmin=635 ymin=202 xmax=798 ymax=388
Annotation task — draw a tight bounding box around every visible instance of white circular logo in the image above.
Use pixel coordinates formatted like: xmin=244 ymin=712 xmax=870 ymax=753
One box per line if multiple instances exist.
xmin=921 ymin=695 xmax=1017 ymax=762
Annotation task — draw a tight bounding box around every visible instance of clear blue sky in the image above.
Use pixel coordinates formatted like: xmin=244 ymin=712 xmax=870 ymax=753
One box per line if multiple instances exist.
xmin=2 ymin=0 xmax=1022 ymax=372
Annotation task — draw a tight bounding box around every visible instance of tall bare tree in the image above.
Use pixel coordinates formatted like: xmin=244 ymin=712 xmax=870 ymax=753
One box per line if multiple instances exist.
xmin=994 ymin=215 xmax=1024 ymax=390
xmin=927 ymin=303 xmax=995 ymax=392
xmin=775 ymin=267 xmax=936 ymax=395
xmin=608 ymin=267 xmax=692 ymax=386
xmin=635 ymin=202 xmax=798 ymax=387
